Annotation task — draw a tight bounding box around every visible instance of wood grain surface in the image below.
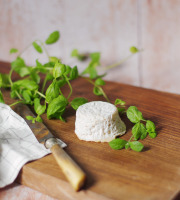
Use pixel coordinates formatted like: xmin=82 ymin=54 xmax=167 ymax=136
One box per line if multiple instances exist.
xmin=0 ymin=61 xmax=180 ymax=200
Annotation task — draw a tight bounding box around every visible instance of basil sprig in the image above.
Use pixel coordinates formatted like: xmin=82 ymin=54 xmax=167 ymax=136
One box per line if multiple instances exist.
xmin=109 ymin=101 xmax=157 ymax=152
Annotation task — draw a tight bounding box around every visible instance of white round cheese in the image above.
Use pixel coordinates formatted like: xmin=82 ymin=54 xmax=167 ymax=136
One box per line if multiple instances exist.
xmin=75 ymin=101 xmax=126 ymax=142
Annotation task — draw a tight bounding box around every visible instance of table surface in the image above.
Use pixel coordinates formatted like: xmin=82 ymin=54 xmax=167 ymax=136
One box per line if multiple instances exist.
xmin=0 ymin=61 xmax=180 ymax=200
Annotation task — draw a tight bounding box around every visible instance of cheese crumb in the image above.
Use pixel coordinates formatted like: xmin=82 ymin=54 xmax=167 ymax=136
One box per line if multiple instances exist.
xmin=75 ymin=101 xmax=126 ymax=142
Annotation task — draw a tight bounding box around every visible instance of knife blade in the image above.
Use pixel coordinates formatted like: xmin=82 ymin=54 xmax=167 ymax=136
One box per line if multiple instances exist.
xmin=14 ymin=103 xmax=86 ymax=191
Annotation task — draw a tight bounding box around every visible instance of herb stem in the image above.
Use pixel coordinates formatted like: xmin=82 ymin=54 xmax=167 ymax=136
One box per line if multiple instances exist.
xmin=36 ymin=91 xmax=46 ymax=99
xmin=41 ymin=77 xmax=48 ymax=94
xmin=36 ymin=40 xmax=50 ymax=59
xmin=128 ymin=135 xmax=134 ymax=143
xmin=15 ymin=91 xmax=23 ymax=100
xmin=81 ymin=76 xmax=110 ymax=102
xmin=9 ymin=69 xmax=13 ymax=86
xmin=64 ymin=75 xmax=72 ymax=99
xmin=105 ymin=54 xmax=133 ymax=70
xmin=9 ymin=100 xmax=24 ymax=107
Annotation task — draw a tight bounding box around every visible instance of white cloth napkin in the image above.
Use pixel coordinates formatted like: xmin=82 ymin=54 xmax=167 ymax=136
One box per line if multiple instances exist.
xmin=0 ymin=103 xmax=50 ymax=188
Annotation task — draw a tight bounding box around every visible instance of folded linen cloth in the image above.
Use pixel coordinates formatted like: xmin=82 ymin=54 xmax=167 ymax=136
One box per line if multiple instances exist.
xmin=0 ymin=103 xmax=50 ymax=188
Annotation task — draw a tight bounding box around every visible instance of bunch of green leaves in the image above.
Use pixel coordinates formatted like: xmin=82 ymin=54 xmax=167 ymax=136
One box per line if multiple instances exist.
xmin=0 ymin=31 xmax=88 ymax=123
xmin=71 ymin=46 xmax=140 ymax=102
xmin=109 ymin=100 xmax=157 ymax=152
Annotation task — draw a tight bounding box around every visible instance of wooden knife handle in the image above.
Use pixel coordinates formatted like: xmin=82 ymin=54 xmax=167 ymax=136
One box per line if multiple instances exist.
xmin=50 ymin=143 xmax=86 ymax=191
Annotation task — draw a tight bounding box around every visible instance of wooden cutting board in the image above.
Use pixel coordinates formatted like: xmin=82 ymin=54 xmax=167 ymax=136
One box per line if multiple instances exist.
xmin=1 ymin=61 xmax=180 ymax=200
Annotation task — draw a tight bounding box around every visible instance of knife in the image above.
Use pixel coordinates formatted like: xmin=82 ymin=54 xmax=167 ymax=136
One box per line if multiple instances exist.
xmin=14 ymin=104 xmax=86 ymax=191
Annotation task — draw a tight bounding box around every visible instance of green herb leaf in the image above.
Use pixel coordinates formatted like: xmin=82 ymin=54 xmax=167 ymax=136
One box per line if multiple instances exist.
xmin=0 ymin=73 xmax=10 ymax=88
xmin=70 ymin=66 xmax=78 ymax=80
xmin=109 ymin=138 xmax=127 ymax=150
xmin=11 ymin=57 xmax=30 ymax=77
xmin=149 ymin=132 xmax=157 ymax=139
xmin=146 ymin=120 xmax=156 ymax=133
xmin=115 ymin=99 xmax=126 ymax=106
xmin=30 ymin=70 xmax=40 ymax=84
xmin=130 ymin=46 xmax=139 ymax=54
xmin=95 ymin=78 xmax=105 ymax=86
xmin=53 ymin=62 xmax=66 ymax=78
xmin=13 ymin=80 xmax=39 ymax=91
xmin=0 ymin=90 xmax=5 ymax=103
xmin=71 ymin=49 xmax=88 ymax=61
xmin=71 ymin=49 xmax=78 ymax=57
xmin=93 ymin=86 xmax=103 ymax=96
xmin=10 ymin=48 xmax=18 ymax=54
xmin=49 ymin=57 xmax=60 ymax=63
xmin=34 ymin=98 xmax=46 ymax=116
xmin=11 ymin=57 xmax=25 ymax=69
xmin=36 ymin=115 xmax=43 ymax=122
xmin=127 ymin=106 xmax=143 ymax=123
xmin=89 ymin=67 xmax=98 ymax=79
xmin=32 ymin=42 xmax=43 ymax=53
xmin=45 ymin=31 xmax=60 ymax=44
xmin=117 ymin=107 xmax=126 ymax=114
xmin=125 ymin=142 xmax=130 ymax=149
xmin=64 ymin=65 xmax=71 ymax=76
xmin=70 ymin=97 xmax=88 ymax=110
xmin=132 ymin=122 xmax=147 ymax=140
xmin=26 ymin=115 xmax=34 ymax=121
xmin=45 ymin=80 xmax=59 ymax=103
xmin=22 ymin=90 xmax=32 ymax=104
xmin=90 ymin=52 xmax=101 ymax=64
xmin=129 ymin=141 xmax=144 ymax=152
xmin=47 ymin=95 xmax=68 ymax=119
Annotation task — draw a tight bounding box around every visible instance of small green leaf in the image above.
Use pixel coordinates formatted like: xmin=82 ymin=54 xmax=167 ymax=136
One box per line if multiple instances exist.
xmin=93 ymin=86 xmax=103 ymax=96
xmin=11 ymin=57 xmax=25 ymax=69
xmin=47 ymin=95 xmax=68 ymax=119
xmin=11 ymin=57 xmax=29 ymax=77
xmin=30 ymin=70 xmax=40 ymax=84
xmin=129 ymin=141 xmax=144 ymax=152
xmin=49 ymin=57 xmax=60 ymax=63
xmin=127 ymin=106 xmax=143 ymax=123
xmin=149 ymin=132 xmax=157 ymax=139
xmin=71 ymin=49 xmax=88 ymax=61
xmin=109 ymin=139 xmax=127 ymax=150
xmin=22 ymin=90 xmax=32 ymax=104
xmin=71 ymin=49 xmax=78 ymax=57
xmin=53 ymin=62 xmax=66 ymax=78
xmin=26 ymin=115 xmax=34 ymax=120
xmin=36 ymin=115 xmax=43 ymax=123
xmin=70 ymin=97 xmax=88 ymax=110
xmin=115 ymin=99 xmax=126 ymax=106
xmin=140 ymin=129 xmax=148 ymax=140
xmin=89 ymin=67 xmax=98 ymax=79
xmin=132 ymin=122 xmax=147 ymax=140
xmin=45 ymin=31 xmax=60 ymax=44
xmin=146 ymin=120 xmax=156 ymax=133
xmin=70 ymin=66 xmax=78 ymax=80
xmin=0 ymin=73 xmax=10 ymax=88
xmin=125 ymin=142 xmax=130 ymax=149
xmin=12 ymin=80 xmax=39 ymax=91
xmin=95 ymin=78 xmax=105 ymax=86
xmin=0 ymin=90 xmax=5 ymax=103
xmin=45 ymin=80 xmax=59 ymax=103
xmin=64 ymin=65 xmax=72 ymax=76
xmin=45 ymin=73 xmax=54 ymax=81
xmin=10 ymin=48 xmax=18 ymax=54
xmin=90 ymin=52 xmax=100 ymax=64
xmin=32 ymin=42 xmax=43 ymax=53
xmin=130 ymin=46 xmax=139 ymax=54
xmin=34 ymin=98 xmax=46 ymax=116
xmin=117 ymin=107 xmax=126 ymax=114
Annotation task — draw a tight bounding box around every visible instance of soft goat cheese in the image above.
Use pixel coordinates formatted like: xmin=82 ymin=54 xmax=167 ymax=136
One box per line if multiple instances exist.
xmin=75 ymin=101 xmax=126 ymax=142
